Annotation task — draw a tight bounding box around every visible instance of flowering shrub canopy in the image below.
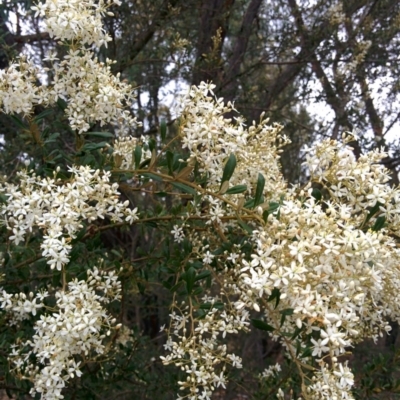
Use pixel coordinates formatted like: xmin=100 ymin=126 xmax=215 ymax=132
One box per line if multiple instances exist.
xmin=0 ymin=1 xmax=400 ymax=400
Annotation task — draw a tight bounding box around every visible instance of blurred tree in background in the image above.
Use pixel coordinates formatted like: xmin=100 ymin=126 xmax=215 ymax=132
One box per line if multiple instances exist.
xmin=2 ymin=0 xmax=400 ymax=180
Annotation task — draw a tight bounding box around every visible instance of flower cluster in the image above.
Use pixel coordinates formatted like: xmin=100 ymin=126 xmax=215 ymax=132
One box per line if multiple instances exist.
xmin=308 ymin=362 xmax=354 ymax=399
xmin=154 ymin=86 xmax=295 ymax=399
xmin=154 ymin=87 xmax=294 ymax=398
xmin=0 ymin=0 xmax=136 ymax=134
xmin=0 ymin=165 xmax=138 ymax=270
xmin=259 ymin=363 xmax=282 ymax=379
xmin=5 ymin=268 xmax=121 ymax=400
xmin=113 ymin=136 xmax=152 ymax=170
xmin=0 ymin=289 xmax=46 ymax=325
xmin=226 ymin=136 xmax=400 ymax=398
xmin=160 ymin=83 xmax=400 ymax=400
xmin=327 ymin=2 xmax=345 ymax=25
xmin=52 ymin=50 xmax=137 ymax=133
xmin=0 ymin=57 xmax=49 ymax=115
xmin=161 ymin=296 xmax=249 ymax=400
xmin=344 ymin=40 xmax=372 ymax=74
xmin=305 ymin=138 xmax=400 ymax=233
xmin=171 ymin=225 xmax=185 ymax=243
xmin=181 ymin=82 xmax=289 ymax=195
xmin=32 ymin=0 xmax=121 ymax=48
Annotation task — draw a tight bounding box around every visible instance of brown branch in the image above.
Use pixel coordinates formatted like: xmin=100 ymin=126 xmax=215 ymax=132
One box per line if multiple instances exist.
xmin=342 ymin=5 xmax=398 ymax=184
xmin=13 ymin=254 xmax=42 ymax=269
xmin=12 ymin=32 xmax=51 ymax=44
xmin=221 ymin=0 xmax=263 ymax=102
xmin=287 ymin=0 xmax=361 ymax=158
xmin=259 ymin=58 xmax=399 ymax=66
xmin=114 ymin=0 xmax=181 ymax=74
xmin=191 ymin=0 xmax=235 ymax=85
xmin=262 ymin=7 xmax=330 ymax=111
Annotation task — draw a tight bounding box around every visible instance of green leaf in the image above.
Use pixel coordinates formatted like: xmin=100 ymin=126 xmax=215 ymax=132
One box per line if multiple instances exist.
xmin=372 ymin=215 xmax=386 ymax=232
xmin=171 ymin=182 xmax=197 ymax=195
xmin=301 ymin=347 xmax=312 ymax=358
xmin=268 ymin=202 xmax=280 ymax=213
xmin=237 ymin=219 xmax=253 ymax=234
xmin=192 ymin=287 xmax=203 ymax=296
xmin=84 ymin=131 xmax=114 ymax=138
xmin=111 ymin=249 xmax=123 ymax=258
xmin=162 ymin=278 xmax=173 ymax=290
xmin=280 ymin=308 xmax=294 ymax=326
xmin=139 ymin=158 xmax=151 ymax=168
xmin=196 ymin=309 xmax=207 ymax=319
xmin=206 ymin=274 xmax=212 ymax=288
xmin=148 ymin=137 xmax=156 ymax=152
xmin=183 ymin=239 xmax=192 ymax=254
xmin=291 ymin=326 xmax=303 ymax=340
xmin=244 ymin=197 xmax=255 ymax=208
xmin=56 ymin=98 xmax=67 ymax=111
xmin=71 ymin=226 xmax=87 ymax=243
xmin=160 ymin=119 xmax=167 ymax=141
xmin=195 ymin=271 xmax=211 ymax=281
xmin=251 ymin=319 xmax=274 ymax=332
xmin=170 ymin=281 xmax=184 ymax=292
xmin=254 ymin=173 xmax=265 ymax=207
xmin=220 ymin=154 xmax=236 ymax=187
xmin=263 ymin=202 xmax=280 ymax=222
xmin=141 ymin=172 xmax=163 ymax=182
xmin=52 ymin=270 xmax=62 ymax=288
xmin=10 ymin=115 xmax=28 ymax=129
xmin=67 ymin=264 xmax=81 ymax=276
xmin=134 ymin=145 xmax=142 ymax=169
xmin=268 ymin=288 xmax=281 ymax=309
xmin=80 ymin=142 xmax=108 ymax=152
xmin=166 ymin=150 xmax=174 ymax=175
xmin=311 ymin=188 xmax=322 ymax=203
xmin=365 ymin=202 xmax=383 ymax=225
xmin=225 ymin=185 xmax=247 ymax=194
xmin=185 ymin=267 xmax=196 ymax=294
xmin=219 ymin=180 xmax=229 ymax=194
xmin=199 ymin=302 xmax=224 ymax=310
xmin=44 ymin=132 xmax=60 ymax=144
xmin=34 ymin=109 xmax=54 ymax=122
xmin=295 ymin=340 xmax=302 ymax=356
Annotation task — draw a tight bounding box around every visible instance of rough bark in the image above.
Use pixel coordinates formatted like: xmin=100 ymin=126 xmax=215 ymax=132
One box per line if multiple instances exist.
xmin=262 ymin=1 xmax=331 ymax=113
xmin=114 ymin=0 xmax=182 ymax=73
xmin=288 ymin=0 xmax=362 ymax=158
xmin=220 ymin=0 xmax=263 ymax=102
xmin=191 ymin=0 xmax=235 ymax=85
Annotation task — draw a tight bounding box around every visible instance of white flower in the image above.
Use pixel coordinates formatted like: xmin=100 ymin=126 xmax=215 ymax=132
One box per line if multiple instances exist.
xmin=311 ymin=338 xmax=330 ymax=358
xmin=333 ymin=362 xmax=354 ymax=388
xmin=8 ymin=269 xmax=121 ymax=399
xmin=202 ymin=251 xmax=214 ymax=265
xmin=125 ymin=207 xmax=138 ymax=224
xmin=213 ymin=372 xmax=226 ymax=389
xmin=171 ymin=225 xmax=185 ymax=243
xmin=227 ymin=252 xmax=239 ymax=264
xmin=1 ymin=166 xmax=134 ymax=271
